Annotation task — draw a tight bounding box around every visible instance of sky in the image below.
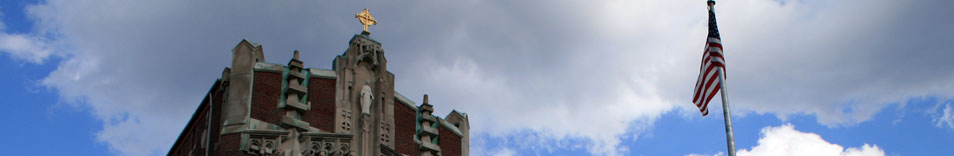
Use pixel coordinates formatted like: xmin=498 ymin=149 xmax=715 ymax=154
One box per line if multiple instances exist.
xmin=1 ymin=0 xmax=953 ymax=155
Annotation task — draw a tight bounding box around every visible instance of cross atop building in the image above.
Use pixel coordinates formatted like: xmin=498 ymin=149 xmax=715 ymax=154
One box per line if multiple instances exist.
xmin=355 ymin=8 xmax=377 ymax=32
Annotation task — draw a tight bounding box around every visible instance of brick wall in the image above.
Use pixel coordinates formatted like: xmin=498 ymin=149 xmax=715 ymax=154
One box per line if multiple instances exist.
xmin=439 ymin=127 xmax=462 ymax=156
xmin=209 ymin=84 xmax=224 ymax=154
xmin=394 ymin=101 xmax=420 ymax=156
xmin=169 ymin=80 xmax=229 ymax=156
xmin=251 ymin=71 xmax=283 ymax=125
xmin=303 ymin=77 xmax=336 ymax=132
xmin=192 ymin=110 xmax=208 ymax=156
xmin=217 ymin=133 xmax=243 ymax=155
xmin=175 ymin=71 xmax=467 ymax=156
xmin=169 ymin=92 xmax=214 ymax=156
xmin=172 ymin=127 xmax=194 ymax=155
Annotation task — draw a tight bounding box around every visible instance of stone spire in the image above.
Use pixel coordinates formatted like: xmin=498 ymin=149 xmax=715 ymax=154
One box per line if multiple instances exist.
xmin=418 ymin=94 xmax=441 ymax=156
xmin=281 ymin=50 xmax=312 ymax=130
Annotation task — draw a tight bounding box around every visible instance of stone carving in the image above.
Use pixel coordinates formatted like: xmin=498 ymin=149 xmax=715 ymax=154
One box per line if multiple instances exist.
xmin=278 ymin=129 xmax=302 ymax=156
xmin=300 ymin=142 xmax=352 ymax=156
xmin=245 ymin=131 xmax=355 ymax=156
xmin=357 ymin=48 xmax=379 ymax=67
xmin=340 ymin=110 xmax=352 ymax=133
xmin=299 ymin=135 xmax=353 ymax=156
xmin=360 ymin=85 xmax=373 ymax=115
xmin=360 ymin=113 xmax=372 ymax=156
xmin=379 ymin=122 xmax=391 ymax=144
xmin=339 ymin=143 xmax=351 ymax=155
xmin=247 ymin=137 xmax=277 ymax=155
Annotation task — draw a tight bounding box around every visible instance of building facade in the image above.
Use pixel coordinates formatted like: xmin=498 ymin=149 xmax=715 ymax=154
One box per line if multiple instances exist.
xmin=169 ymin=31 xmax=470 ymax=156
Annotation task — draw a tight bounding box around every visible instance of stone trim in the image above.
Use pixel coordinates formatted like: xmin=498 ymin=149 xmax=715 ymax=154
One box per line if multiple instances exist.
xmin=420 ymin=125 xmax=439 ymax=136
xmin=239 ymin=129 xmax=354 ymax=156
xmin=222 ymin=118 xmax=283 ymax=135
xmin=222 ymin=128 xmax=290 ymax=136
xmin=393 ymin=92 xmax=419 ymax=112
xmin=300 ymin=131 xmax=352 ymax=137
xmin=420 ymin=115 xmax=437 ymax=122
xmin=308 ymin=68 xmax=336 ymax=79
xmin=281 ymin=115 xmax=313 ymax=130
xmin=420 ymin=141 xmax=442 ymax=152
xmin=253 ymin=62 xmax=284 ymax=73
xmin=380 ymin=143 xmax=400 ymax=156
xmin=349 ymin=34 xmax=381 ymax=46
xmin=439 ymin=119 xmax=463 ymax=137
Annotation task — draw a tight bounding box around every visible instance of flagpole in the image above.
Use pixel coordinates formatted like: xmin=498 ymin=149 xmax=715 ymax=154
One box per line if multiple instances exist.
xmin=709 ymin=1 xmax=737 ymax=156
xmin=717 ymin=68 xmax=737 ymax=156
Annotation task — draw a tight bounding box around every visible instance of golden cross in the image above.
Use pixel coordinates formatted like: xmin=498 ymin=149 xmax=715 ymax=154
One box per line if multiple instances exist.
xmin=355 ymin=8 xmax=377 ymax=32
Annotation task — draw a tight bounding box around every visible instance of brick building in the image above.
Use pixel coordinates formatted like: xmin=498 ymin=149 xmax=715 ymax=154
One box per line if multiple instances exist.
xmin=168 ymin=31 xmax=470 ymax=156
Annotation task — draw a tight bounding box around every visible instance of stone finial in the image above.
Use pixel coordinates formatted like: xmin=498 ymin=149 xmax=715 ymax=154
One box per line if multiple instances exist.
xmin=293 ymin=50 xmax=300 ymax=60
xmin=423 ymin=94 xmax=429 ymax=104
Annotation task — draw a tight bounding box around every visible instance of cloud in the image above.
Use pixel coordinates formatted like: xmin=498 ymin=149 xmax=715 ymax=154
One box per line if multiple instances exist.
xmin=0 ymin=16 xmax=54 ymax=63
xmin=736 ymin=124 xmax=885 ymax=156
xmin=930 ymin=101 xmax=954 ymax=129
xmin=717 ymin=0 xmax=954 ymax=126
xmin=25 ymin=0 xmax=367 ymax=155
xmin=489 ymin=147 xmax=516 ymax=156
xmin=7 ymin=0 xmax=953 ymax=155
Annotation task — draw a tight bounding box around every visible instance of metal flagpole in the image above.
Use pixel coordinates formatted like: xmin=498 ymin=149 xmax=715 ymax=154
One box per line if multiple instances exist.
xmin=707 ymin=1 xmax=735 ymax=155
xmin=717 ymin=67 xmax=736 ymax=156
xmin=709 ymin=2 xmax=736 ymax=155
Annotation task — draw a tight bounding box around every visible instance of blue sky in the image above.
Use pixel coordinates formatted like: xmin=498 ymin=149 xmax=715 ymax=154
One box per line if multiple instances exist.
xmin=2 ymin=0 xmax=954 ymax=155
xmin=1 ymin=0 xmax=110 ymax=154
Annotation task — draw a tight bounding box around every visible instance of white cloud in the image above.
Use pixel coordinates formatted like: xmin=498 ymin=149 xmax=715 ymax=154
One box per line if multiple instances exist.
xmin=737 ymin=124 xmax=885 ymax=156
xmin=24 ymin=0 xmax=361 ymax=155
xmin=0 ymin=18 xmax=54 ymax=63
xmin=931 ymin=101 xmax=954 ymax=129
xmin=489 ymin=147 xmax=516 ymax=156
xmin=716 ymin=0 xmax=954 ymax=126
xmin=6 ymin=0 xmax=953 ymax=155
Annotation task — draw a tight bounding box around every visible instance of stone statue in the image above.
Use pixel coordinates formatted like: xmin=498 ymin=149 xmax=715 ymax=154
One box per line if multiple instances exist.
xmin=360 ymin=85 xmax=373 ymax=115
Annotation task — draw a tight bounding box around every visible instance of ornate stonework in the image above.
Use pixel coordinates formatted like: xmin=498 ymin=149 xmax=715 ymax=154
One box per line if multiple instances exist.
xmin=169 ymin=9 xmax=469 ymax=156
xmin=333 ymin=31 xmax=396 ymax=156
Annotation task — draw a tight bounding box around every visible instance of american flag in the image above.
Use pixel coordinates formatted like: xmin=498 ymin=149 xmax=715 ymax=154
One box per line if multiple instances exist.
xmin=692 ymin=5 xmax=724 ymax=116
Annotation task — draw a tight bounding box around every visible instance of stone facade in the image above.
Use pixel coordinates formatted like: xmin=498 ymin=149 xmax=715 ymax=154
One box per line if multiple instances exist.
xmin=169 ymin=32 xmax=470 ymax=156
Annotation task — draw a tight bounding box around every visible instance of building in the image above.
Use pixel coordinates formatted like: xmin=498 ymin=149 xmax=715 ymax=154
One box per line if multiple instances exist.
xmin=168 ymin=10 xmax=470 ymax=156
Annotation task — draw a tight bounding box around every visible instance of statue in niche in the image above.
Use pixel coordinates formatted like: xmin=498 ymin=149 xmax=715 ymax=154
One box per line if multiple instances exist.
xmin=358 ymin=84 xmax=374 ymax=155
xmin=360 ymin=84 xmax=373 ymax=115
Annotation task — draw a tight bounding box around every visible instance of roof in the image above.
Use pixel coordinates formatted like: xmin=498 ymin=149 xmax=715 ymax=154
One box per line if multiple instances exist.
xmin=168 ymin=79 xmax=221 ymax=154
